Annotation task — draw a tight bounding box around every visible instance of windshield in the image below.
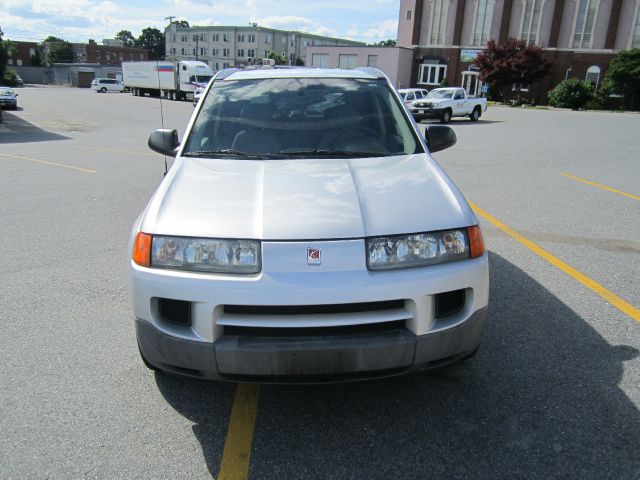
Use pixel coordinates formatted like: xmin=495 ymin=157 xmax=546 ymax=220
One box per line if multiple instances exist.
xmin=427 ymin=89 xmax=454 ymax=99
xmin=184 ymin=77 xmax=422 ymax=158
xmin=195 ymin=75 xmax=212 ymax=83
xmin=0 ymin=89 xmax=14 ymax=95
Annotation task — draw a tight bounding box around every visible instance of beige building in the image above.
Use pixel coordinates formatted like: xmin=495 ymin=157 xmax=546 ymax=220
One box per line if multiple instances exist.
xmin=165 ymin=23 xmax=363 ymax=70
xmin=305 ymin=45 xmax=415 ymax=88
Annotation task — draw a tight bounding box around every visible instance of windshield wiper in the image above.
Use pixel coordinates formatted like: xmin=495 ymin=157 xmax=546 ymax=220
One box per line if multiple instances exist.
xmin=275 ymin=149 xmax=393 ymax=158
xmin=182 ymin=149 xmax=278 ymax=159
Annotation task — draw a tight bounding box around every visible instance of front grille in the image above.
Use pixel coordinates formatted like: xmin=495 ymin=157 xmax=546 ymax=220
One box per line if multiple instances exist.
xmin=223 ymin=300 xmax=405 ymax=316
xmin=223 ymin=320 xmax=406 ymax=337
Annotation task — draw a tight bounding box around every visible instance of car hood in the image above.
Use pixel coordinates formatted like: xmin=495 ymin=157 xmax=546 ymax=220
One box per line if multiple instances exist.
xmin=140 ymin=154 xmax=475 ymax=240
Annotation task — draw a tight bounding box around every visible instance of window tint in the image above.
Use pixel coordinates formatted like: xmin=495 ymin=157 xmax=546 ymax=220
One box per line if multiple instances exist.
xmin=186 ymin=78 xmax=422 ymax=157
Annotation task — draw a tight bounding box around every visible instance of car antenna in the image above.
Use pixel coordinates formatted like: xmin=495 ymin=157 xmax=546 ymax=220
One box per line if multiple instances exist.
xmin=156 ymin=58 xmax=168 ymax=177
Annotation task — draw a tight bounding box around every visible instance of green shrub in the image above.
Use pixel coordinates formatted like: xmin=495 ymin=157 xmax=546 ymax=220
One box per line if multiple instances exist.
xmin=547 ymin=79 xmax=594 ymax=109
xmin=2 ymin=69 xmax=20 ymax=87
xmin=584 ymin=98 xmax=604 ymax=110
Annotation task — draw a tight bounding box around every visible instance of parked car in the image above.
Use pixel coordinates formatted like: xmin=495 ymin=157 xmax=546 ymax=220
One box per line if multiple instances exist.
xmin=410 ymin=87 xmax=487 ymax=123
xmin=0 ymin=86 xmax=18 ymax=110
xmin=15 ymin=74 xmax=24 ymax=87
xmin=398 ymin=88 xmax=429 ymax=107
xmin=130 ymin=67 xmax=488 ymax=382
xmin=91 ymin=78 xmax=124 ymax=93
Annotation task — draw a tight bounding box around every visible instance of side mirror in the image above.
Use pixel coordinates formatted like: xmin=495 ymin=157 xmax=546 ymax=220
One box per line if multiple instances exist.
xmin=148 ymin=129 xmax=180 ymax=156
xmin=14 ymin=93 xmax=18 ymax=97
xmin=425 ymin=125 xmax=456 ymax=153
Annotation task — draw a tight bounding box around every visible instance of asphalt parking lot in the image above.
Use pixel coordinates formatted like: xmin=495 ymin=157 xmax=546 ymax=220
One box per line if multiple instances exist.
xmin=1 ymin=86 xmax=639 ymax=479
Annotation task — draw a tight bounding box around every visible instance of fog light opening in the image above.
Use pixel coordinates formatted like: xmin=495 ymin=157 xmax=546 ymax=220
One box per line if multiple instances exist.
xmin=158 ymin=298 xmax=192 ymax=327
xmin=435 ymin=289 xmax=466 ymax=319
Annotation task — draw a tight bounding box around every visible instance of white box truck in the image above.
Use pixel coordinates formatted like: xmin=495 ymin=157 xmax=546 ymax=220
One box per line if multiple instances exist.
xmin=122 ymin=60 xmax=214 ymax=101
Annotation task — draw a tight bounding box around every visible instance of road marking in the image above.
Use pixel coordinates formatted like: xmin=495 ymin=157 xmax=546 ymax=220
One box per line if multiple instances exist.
xmin=0 ymin=153 xmax=97 ymax=174
xmin=218 ymin=384 xmax=260 ymax=480
xmin=469 ymin=200 xmax=640 ymax=323
xmin=561 ymin=173 xmax=640 ymax=202
xmin=66 ymin=145 xmax=157 ymax=157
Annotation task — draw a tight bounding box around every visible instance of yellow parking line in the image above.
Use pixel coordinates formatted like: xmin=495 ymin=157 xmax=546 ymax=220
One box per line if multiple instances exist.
xmin=0 ymin=153 xmax=97 ymax=174
xmin=469 ymin=200 xmax=640 ymax=323
xmin=218 ymin=384 xmax=260 ymax=480
xmin=561 ymin=173 xmax=640 ymax=202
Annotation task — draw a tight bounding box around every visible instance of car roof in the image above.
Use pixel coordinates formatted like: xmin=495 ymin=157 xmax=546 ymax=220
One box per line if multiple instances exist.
xmin=398 ymin=88 xmax=427 ymax=93
xmin=220 ymin=67 xmax=383 ymax=81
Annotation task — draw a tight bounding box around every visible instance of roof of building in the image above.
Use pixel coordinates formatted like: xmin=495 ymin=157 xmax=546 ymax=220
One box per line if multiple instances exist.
xmin=166 ymin=24 xmax=364 ymax=44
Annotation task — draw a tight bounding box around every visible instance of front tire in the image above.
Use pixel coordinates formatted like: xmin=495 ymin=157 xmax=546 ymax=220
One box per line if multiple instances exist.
xmin=470 ymin=107 xmax=481 ymax=121
xmin=440 ymin=109 xmax=452 ymax=124
xmin=100 ymin=87 xmax=107 ymax=93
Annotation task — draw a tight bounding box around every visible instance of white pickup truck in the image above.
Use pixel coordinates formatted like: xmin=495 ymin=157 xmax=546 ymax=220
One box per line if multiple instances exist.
xmin=409 ymin=87 xmax=487 ymax=123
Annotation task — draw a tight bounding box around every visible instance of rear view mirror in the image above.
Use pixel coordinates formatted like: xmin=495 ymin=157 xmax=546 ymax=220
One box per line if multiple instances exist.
xmin=148 ymin=129 xmax=180 ymax=156
xmin=425 ymin=125 xmax=456 ymax=153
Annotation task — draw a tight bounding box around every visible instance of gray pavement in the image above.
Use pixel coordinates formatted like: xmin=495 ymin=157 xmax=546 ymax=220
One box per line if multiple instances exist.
xmin=1 ymin=87 xmax=639 ymax=479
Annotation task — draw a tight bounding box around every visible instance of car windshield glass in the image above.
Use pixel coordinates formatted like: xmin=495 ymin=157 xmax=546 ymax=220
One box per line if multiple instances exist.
xmin=195 ymin=76 xmax=212 ymax=83
xmin=427 ymin=90 xmax=454 ymax=99
xmin=0 ymin=89 xmax=14 ymax=95
xmin=184 ymin=77 xmax=423 ymax=158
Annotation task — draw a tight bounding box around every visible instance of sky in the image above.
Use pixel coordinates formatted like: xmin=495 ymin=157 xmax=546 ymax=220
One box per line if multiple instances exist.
xmin=1 ymin=0 xmax=401 ymax=44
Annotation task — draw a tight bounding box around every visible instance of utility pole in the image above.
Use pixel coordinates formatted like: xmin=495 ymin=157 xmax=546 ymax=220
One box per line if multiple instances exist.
xmin=165 ymin=16 xmax=176 ymax=24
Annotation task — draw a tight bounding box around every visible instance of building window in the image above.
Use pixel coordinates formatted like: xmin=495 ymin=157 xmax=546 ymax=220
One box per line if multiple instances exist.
xmin=238 ymin=48 xmax=245 ymax=57
xmin=585 ymin=65 xmax=601 ymax=89
xmin=200 ymin=34 xmax=206 ymax=42
xmin=212 ymin=48 xmax=219 ymax=56
xmin=214 ymin=62 xmax=219 ymax=70
xmin=265 ymin=35 xmax=271 ymax=45
xmin=418 ymin=63 xmax=447 ymax=85
xmin=429 ymin=0 xmax=449 ymax=45
xmin=223 ymin=33 xmax=229 ymax=42
xmin=631 ymin=6 xmax=640 ymax=48
xmin=264 ymin=50 xmax=270 ymax=58
xmin=406 ymin=9 xmax=412 ymax=21
xmin=520 ymin=0 xmax=542 ymax=44
xmin=200 ymin=47 xmax=207 ymax=56
xmin=212 ymin=34 xmax=219 ymax=42
xmin=238 ymin=34 xmax=245 ymax=43
xmin=181 ymin=34 xmax=187 ymax=42
xmin=472 ymin=0 xmax=494 ymax=46
xmin=312 ymin=53 xmax=330 ymax=67
xmin=247 ymin=49 xmax=255 ymax=58
xmin=248 ymin=34 xmax=256 ymax=43
xmin=572 ymin=0 xmax=597 ymax=48
xmin=181 ymin=48 xmax=185 ymax=55
xmin=367 ymin=55 xmax=378 ymax=67
xmin=338 ymin=54 xmax=358 ymax=69
xmin=223 ymin=48 xmax=230 ymax=57
xmin=223 ymin=62 xmax=230 ymax=69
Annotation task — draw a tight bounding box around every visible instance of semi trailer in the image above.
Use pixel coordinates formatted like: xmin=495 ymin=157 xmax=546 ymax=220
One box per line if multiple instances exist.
xmin=122 ymin=61 xmax=214 ymax=101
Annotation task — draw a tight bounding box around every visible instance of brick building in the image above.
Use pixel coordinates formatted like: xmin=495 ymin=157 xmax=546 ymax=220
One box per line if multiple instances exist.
xmin=39 ymin=40 xmax=149 ymax=65
xmin=397 ymin=0 xmax=640 ymax=103
xmin=5 ymin=41 xmax=39 ymax=67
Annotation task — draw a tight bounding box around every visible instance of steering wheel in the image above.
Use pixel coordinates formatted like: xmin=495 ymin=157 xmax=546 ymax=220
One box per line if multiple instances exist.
xmin=327 ymin=126 xmax=380 ymax=149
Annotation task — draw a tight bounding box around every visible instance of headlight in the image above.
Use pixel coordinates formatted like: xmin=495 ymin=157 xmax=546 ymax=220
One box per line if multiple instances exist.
xmin=366 ymin=229 xmax=474 ymax=271
xmin=150 ymin=236 xmax=261 ymax=274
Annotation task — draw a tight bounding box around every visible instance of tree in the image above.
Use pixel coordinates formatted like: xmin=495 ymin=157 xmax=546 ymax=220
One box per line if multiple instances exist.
xmin=474 ymin=38 xmax=551 ymax=101
xmin=115 ymin=30 xmax=136 ymax=47
xmin=369 ymin=39 xmax=396 ymax=47
xmin=171 ymin=20 xmax=190 ymax=28
xmin=135 ymin=27 xmax=164 ymax=60
xmin=267 ymin=51 xmax=287 ymax=65
xmin=42 ymin=36 xmax=74 ymax=64
xmin=0 ymin=30 xmax=11 ymax=83
xmin=603 ymin=48 xmax=640 ymax=111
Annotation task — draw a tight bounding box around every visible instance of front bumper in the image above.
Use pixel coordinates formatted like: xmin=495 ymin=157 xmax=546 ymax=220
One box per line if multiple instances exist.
xmin=136 ymin=306 xmax=487 ymax=382
xmin=410 ymin=107 xmax=444 ymax=121
xmin=0 ymin=99 xmax=17 ymax=108
xmin=131 ymin=239 xmax=489 ymax=382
